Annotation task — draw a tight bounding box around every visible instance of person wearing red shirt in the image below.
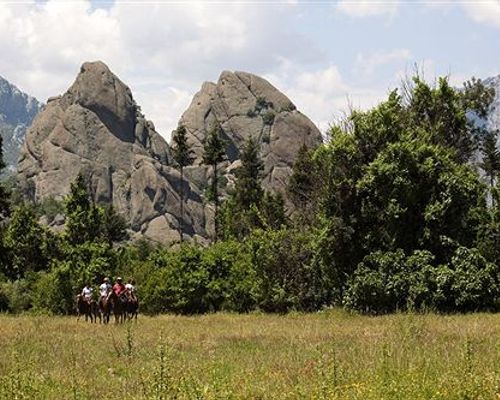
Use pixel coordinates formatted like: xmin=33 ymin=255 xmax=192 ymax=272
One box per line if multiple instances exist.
xmin=113 ymin=277 xmax=126 ymax=297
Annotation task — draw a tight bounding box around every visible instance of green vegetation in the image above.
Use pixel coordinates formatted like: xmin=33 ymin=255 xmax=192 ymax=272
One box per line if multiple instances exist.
xmin=0 ymin=75 xmax=499 ymax=316
xmin=1 ymin=312 xmax=500 ymax=399
xmin=203 ymin=124 xmax=226 ymax=241
xmin=171 ymin=124 xmax=194 ymax=241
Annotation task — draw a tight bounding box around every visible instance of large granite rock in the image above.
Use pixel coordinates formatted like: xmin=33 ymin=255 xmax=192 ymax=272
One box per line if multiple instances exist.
xmin=176 ymin=71 xmax=323 ymax=195
xmin=0 ymin=76 xmax=43 ymax=173
xmin=17 ymin=61 xmax=208 ymax=244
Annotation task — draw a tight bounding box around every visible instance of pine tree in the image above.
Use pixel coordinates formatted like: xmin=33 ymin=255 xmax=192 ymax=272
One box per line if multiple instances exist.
xmin=234 ymin=136 xmax=264 ymax=210
xmin=0 ymin=135 xmax=8 ymax=217
xmin=64 ymin=174 xmax=102 ymax=246
xmin=171 ymin=124 xmax=194 ymax=241
xmin=202 ymin=124 xmax=226 ymax=241
xmin=479 ymin=129 xmax=500 ymax=193
xmin=261 ymin=191 xmax=287 ymax=230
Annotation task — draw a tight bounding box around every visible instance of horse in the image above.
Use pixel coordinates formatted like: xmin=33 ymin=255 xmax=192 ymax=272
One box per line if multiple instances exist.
xmin=76 ymin=294 xmax=100 ymax=323
xmin=126 ymin=296 xmax=139 ymax=321
xmin=99 ymin=295 xmax=112 ymax=324
xmin=108 ymin=291 xmax=127 ymax=324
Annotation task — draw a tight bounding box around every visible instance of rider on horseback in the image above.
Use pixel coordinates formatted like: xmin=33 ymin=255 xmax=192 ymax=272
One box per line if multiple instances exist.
xmin=99 ymin=277 xmax=112 ymax=300
xmin=113 ymin=277 xmax=127 ymax=300
xmin=81 ymin=282 xmax=93 ymax=303
xmin=125 ymin=278 xmax=137 ymax=302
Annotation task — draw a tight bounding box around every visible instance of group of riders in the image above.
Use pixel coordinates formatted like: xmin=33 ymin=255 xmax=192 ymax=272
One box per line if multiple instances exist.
xmin=77 ymin=277 xmax=138 ymax=323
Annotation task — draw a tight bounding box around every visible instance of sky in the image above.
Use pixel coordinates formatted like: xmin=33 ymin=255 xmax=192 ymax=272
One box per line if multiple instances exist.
xmin=1 ymin=0 xmax=499 ymax=139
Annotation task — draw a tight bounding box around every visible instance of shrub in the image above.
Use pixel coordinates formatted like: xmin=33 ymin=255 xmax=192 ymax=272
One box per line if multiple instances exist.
xmin=248 ymin=228 xmax=325 ymax=312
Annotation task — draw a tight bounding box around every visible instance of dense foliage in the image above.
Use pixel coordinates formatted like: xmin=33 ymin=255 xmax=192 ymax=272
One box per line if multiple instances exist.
xmin=0 ymin=75 xmax=499 ymax=315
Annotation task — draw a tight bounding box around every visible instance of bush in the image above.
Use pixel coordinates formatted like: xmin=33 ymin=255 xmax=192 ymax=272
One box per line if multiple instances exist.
xmin=343 ymin=247 xmax=499 ymax=314
xmin=248 ymin=228 xmax=325 ymax=312
xmin=138 ymin=241 xmax=256 ymax=314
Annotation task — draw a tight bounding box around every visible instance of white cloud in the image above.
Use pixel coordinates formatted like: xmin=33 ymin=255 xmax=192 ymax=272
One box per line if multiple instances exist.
xmin=336 ymin=0 xmax=399 ymax=17
xmin=461 ymin=1 xmax=500 ymax=28
xmin=265 ymin=62 xmax=386 ymax=133
xmin=0 ymin=0 xmax=323 ymax=138
xmin=355 ymin=49 xmax=412 ymax=77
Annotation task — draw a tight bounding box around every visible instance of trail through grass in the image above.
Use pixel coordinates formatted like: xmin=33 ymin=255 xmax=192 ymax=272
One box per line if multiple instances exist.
xmin=0 ymin=310 xmax=499 ymax=399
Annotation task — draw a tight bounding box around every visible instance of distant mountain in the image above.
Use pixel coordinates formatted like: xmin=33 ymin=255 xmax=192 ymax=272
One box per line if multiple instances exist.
xmin=0 ymin=76 xmax=43 ymax=173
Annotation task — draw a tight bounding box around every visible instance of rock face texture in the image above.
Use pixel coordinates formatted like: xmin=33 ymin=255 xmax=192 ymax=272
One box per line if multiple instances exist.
xmin=177 ymin=71 xmax=322 ymax=194
xmin=17 ymin=61 xmax=208 ymax=243
xmin=0 ymin=76 xmax=43 ymax=173
xmin=16 ymin=63 xmax=323 ymax=244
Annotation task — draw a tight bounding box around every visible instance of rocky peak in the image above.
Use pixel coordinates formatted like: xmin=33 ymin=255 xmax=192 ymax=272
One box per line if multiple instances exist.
xmin=177 ymin=70 xmax=322 ymax=194
xmin=17 ymin=61 xmax=206 ymax=244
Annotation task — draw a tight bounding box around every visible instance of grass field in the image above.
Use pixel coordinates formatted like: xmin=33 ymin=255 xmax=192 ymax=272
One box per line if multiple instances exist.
xmin=0 ymin=310 xmax=499 ymax=399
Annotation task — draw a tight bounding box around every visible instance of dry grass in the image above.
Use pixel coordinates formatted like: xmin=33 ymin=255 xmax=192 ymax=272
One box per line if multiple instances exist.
xmin=0 ymin=310 xmax=499 ymax=399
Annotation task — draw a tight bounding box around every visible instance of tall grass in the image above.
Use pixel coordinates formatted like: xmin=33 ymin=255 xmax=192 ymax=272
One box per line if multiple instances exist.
xmin=0 ymin=310 xmax=499 ymax=399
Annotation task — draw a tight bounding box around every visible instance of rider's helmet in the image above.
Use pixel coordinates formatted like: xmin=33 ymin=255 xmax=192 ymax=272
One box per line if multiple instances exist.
xmin=116 ymin=277 xmax=123 ymax=282
xmin=104 ymin=277 xmax=109 ymax=283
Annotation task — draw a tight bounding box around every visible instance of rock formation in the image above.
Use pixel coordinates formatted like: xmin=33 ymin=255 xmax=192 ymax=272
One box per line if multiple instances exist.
xmin=17 ymin=61 xmax=208 ymax=244
xmin=16 ymin=62 xmax=323 ymax=244
xmin=0 ymin=76 xmax=42 ymax=173
xmin=176 ymin=71 xmax=322 ymax=195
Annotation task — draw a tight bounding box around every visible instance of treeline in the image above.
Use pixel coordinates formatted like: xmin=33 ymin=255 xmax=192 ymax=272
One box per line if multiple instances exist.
xmin=0 ymin=75 xmax=499 ymax=315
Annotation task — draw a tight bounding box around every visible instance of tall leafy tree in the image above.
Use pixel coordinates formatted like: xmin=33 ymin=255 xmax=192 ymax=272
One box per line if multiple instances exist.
xmin=203 ymin=124 xmax=226 ymax=240
xmin=171 ymin=124 xmax=194 ymax=242
xmin=3 ymin=204 xmax=50 ymax=279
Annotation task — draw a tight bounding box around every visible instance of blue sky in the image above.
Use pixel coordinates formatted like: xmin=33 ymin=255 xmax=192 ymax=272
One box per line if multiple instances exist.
xmin=1 ymin=0 xmax=499 ymax=137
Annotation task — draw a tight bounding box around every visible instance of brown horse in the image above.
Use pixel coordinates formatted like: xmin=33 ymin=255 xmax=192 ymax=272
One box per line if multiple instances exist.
xmin=76 ymin=295 xmax=100 ymax=323
xmin=108 ymin=291 xmax=127 ymax=324
xmin=99 ymin=296 xmax=112 ymax=324
xmin=126 ymin=297 xmax=139 ymax=321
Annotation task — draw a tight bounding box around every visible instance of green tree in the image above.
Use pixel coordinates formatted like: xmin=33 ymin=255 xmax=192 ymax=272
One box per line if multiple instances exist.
xmin=101 ymin=204 xmax=129 ymax=245
xmin=171 ymin=124 xmax=194 ymax=241
xmin=203 ymin=124 xmax=226 ymax=240
xmin=260 ymin=191 xmax=287 ymax=230
xmin=287 ymin=143 xmax=318 ymax=225
xmin=0 ymin=135 xmax=8 ymax=216
xmin=3 ymin=204 xmax=51 ymax=279
xmin=233 ymin=136 xmax=264 ymax=210
xmin=479 ymin=129 xmax=500 ymax=193
xmin=64 ymin=174 xmax=102 ymax=246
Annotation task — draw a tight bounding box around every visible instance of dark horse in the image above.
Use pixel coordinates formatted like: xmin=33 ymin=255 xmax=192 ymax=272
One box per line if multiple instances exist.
xmin=108 ymin=291 xmax=127 ymax=324
xmin=76 ymin=294 xmax=100 ymax=323
xmin=126 ymin=297 xmax=139 ymax=321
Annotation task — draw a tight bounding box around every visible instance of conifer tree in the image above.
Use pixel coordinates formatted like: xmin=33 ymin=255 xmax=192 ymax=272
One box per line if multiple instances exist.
xmin=287 ymin=143 xmax=318 ymax=224
xmin=234 ymin=136 xmax=264 ymax=210
xmin=202 ymin=124 xmax=226 ymax=240
xmin=480 ymin=129 xmax=500 ymax=193
xmin=0 ymin=136 xmax=8 ymax=217
xmin=64 ymin=174 xmax=102 ymax=246
xmin=171 ymin=124 xmax=194 ymax=241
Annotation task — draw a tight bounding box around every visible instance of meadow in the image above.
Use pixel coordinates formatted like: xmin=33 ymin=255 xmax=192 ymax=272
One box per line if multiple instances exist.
xmin=0 ymin=310 xmax=499 ymax=399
